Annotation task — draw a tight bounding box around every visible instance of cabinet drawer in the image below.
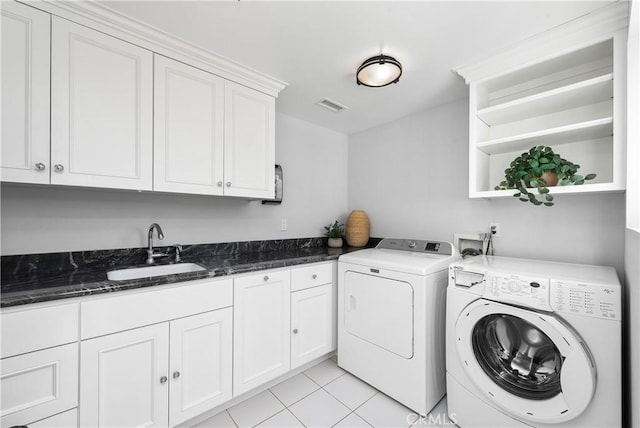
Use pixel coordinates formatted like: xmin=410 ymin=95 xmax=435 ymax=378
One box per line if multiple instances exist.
xmin=1 ymin=303 xmax=79 ymax=359
xmin=81 ymin=278 xmax=232 ymax=339
xmin=291 ymin=262 xmax=334 ymax=292
xmin=0 ymin=343 xmax=78 ymax=428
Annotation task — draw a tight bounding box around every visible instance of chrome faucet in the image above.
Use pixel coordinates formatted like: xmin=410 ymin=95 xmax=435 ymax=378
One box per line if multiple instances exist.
xmin=146 ymin=223 xmax=167 ymax=264
xmin=173 ymin=244 xmax=182 ymax=262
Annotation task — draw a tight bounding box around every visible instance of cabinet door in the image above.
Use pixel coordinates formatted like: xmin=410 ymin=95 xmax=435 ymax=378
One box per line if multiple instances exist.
xmin=169 ymin=308 xmax=232 ymax=426
xmin=233 ymin=270 xmax=290 ymax=395
xmin=291 ymin=283 xmax=335 ymax=369
xmin=1 ymin=343 xmax=78 ymax=428
xmin=224 ymin=81 xmax=275 ymax=199
xmin=51 ymin=17 xmax=153 ymax=190
xmin=0 ymin=2 xmax=50 ymax=184
xmin=154 ymin=55 xmax=225 ymax=195
xmin=80 ymin=323 xmax=169 ymax=427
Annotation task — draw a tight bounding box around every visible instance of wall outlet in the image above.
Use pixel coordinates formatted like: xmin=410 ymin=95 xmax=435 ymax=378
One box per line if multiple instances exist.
xmin=280 ymin=218 xmax=288 ymax=231
xmin=490 ymin=223 xmax=500 ymax=237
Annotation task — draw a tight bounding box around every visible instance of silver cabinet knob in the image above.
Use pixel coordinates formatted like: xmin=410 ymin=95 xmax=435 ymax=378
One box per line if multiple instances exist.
xmin=160 ymin=376 xmax=168 ymax=384
xmin=173 ymin=371 xmax=180 ymax=379
xmin=226 ymin=182 xmax=232 ymax=187
xmin=217 ymin=181 xmax=223 ymax=187
xmin=292 ymin=328 xmax=298 ymax=334
xmin=263 ymin=275 xmax=269 ymax=282
xmin=34 ymin=162 xmax=46 ymax=171
xmin=312 ymin=274 xmax=317 ymax=280
xmin=53 ymin=164 xmax=64 ymax=173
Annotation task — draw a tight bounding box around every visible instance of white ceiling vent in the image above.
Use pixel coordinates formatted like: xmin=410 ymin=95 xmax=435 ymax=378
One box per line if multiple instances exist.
xmin=316 ymin=98 xmax=349 ymax=113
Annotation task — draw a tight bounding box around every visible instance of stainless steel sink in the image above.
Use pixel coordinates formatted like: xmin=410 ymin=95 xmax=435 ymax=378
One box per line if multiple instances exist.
xmin=107 ymin=263 xmax=207 ymax=281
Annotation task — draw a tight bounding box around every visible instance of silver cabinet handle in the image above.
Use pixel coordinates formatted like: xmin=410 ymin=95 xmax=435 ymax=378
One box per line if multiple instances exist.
xmin=226 ymin=182 xmax=232 ymax=187
xmin=53 ymin=164 xmax=64 ymax=172
xmin=160 ymin=376 xmax=168 ymax=384
xmin=173 ymin=371 xmax=180 ymax=379
xmin=263 ymin=275 xmax=269 ymax=282
xmin=34 ymin=163 xmax=46 ymax=171
xmin=217 ymin=181 xmax=223 ymax=187
xmin=292 ymin=328 xmax=298 ymax=334
xmin=312 ymin=274 xmax=317 ymax=280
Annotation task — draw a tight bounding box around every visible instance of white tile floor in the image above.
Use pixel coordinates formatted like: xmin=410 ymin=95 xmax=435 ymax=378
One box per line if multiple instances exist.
xmin=192 ymin=358 xmax=452 ymax=428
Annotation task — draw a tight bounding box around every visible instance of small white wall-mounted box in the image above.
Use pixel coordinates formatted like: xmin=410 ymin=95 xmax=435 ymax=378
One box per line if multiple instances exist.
xmin=454 ymin=233 xmax=485 ymax=257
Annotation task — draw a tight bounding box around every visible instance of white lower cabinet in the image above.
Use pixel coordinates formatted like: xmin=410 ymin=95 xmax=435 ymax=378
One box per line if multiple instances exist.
xmin=29 ymin=408 xmax=78 ymax=428
xmin=168 ymin=309 xmax=232 ymax=426
xmin=291 ymin=283 xmax=335 ymax=369
xmin=80 ymin=323 xmax=169 ymax=428
xmin=233 ymin=270 xmax=291 ymax=396
xmin=0 ymin=343 xmax=78 ymax=428
xmin=2 ymin=263 xmax=337 ymax=427
xmin=290 ymin=262 xmax=337 ymax=369
xmin=80 ymin=308 xmax=232 ymax=427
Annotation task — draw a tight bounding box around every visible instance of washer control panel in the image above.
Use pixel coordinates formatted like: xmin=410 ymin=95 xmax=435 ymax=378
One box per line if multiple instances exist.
xmin=550 ymin=280 xmax=621 ymax=320
xmin=484 ymin=273 xmax=552 ymax=311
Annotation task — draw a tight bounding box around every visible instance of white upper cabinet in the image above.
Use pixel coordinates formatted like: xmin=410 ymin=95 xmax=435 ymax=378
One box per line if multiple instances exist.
xmin=51 ymin=17 xmax=153 ymax=190
xmin=0 ymin=2 xmax=50 ymax=184
xmin=224 ymin=81 xmax=276 ymax=199
xmin=456 ymin=3 xmax=628 ymax=199
xmin=1 ymin=2 xmax=283 ymax=197
xmin=154 ymin=57 xmax=275 ymax=199
xmin=154 ymin=55 xmax=225 ymax=195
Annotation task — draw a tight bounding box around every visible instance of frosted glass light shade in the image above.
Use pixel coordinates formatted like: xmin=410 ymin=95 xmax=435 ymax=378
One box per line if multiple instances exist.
xmin=356 ymin=55 xmax=402 ymax=87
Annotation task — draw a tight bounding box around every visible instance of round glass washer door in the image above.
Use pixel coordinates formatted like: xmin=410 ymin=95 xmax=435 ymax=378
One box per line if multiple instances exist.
xmin=455 ymin=299 xmax=596 ymax=424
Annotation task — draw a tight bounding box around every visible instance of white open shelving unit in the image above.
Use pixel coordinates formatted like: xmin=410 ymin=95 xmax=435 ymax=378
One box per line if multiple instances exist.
xmin=455 ymin=3 xmax=628 ymax=200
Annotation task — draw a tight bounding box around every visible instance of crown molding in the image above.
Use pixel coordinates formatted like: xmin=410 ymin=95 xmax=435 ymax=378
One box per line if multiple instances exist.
xmin=453 ymin=1 xmax=630 ymax=84
xmin=22 ymin=0 xmax=288 ymax=97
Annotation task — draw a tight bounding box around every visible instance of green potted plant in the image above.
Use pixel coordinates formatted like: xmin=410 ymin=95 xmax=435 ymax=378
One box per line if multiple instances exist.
xmin=324 ymin=220 xmax=345 ymax=248
xmin=495 ymin=145 xmax=596 ymax=207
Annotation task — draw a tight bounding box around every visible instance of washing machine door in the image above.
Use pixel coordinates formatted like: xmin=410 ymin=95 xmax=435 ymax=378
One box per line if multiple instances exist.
xmin=455 ymin=299 xmax=596 ymax=424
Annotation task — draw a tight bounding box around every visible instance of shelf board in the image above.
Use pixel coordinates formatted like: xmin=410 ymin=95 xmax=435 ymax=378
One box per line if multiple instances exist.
xmin=477 ymin=73 xmax=613 ymax=126
xmin=476 ymin=117 xmax=613 ymax=155
xmin=471 ymin=182 xmax=624 ymax=199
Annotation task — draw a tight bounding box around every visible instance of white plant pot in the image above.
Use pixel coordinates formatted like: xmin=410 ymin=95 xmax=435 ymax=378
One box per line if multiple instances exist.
xmin=328 ymin=238 xmax=343 ymax=248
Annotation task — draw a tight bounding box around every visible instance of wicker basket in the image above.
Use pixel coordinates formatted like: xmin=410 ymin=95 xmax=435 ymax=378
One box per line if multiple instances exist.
xmin=346 ymin=210 xmax=370 ymax=247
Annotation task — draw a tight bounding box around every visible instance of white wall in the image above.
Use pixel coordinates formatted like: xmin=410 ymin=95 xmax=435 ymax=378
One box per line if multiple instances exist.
xmin=348 ymin=99 xmax=626 ymax=277
xmin=0 ymin=113 xmax=349 ymax=255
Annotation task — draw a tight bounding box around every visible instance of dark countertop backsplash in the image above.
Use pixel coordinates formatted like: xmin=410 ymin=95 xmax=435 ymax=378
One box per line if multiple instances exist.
xmin=1 ymin=237 xmax=380 ymax=308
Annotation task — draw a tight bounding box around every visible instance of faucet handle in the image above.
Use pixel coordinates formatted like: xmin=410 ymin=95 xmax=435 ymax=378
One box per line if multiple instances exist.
xmin=173 ymin=244 xmax=183 ymax=262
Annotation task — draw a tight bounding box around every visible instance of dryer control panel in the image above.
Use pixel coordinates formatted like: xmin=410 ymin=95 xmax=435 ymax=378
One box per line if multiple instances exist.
xmin=376 ymin=238 xmax=454 ymax=255
xmin=550 ymin=280 xmax=621 ymax=320
xmin=484 ymin=273 xmax=552 ymax=311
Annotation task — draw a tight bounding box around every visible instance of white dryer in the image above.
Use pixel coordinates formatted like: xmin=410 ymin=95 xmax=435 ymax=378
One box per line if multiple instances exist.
xmin=338 ymin=238 xmax=461 ymax=416
xmin=446 ymin=256 xmax=622 ymax=427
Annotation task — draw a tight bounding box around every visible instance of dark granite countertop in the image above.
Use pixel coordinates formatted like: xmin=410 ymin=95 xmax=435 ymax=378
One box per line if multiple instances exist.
xmin=1 ymin=238 xmax=376 ymax=308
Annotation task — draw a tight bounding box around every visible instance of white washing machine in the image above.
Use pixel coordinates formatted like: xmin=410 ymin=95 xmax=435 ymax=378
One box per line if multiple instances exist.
xmin=338 ymin=238 xmax=461 ymax=416
xmin=446 ymin=256 xmax=622 ymax=427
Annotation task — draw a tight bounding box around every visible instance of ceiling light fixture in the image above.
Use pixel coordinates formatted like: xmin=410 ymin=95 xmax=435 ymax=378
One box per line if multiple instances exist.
xmin=356 ymin=54 xmax=402 ymax=87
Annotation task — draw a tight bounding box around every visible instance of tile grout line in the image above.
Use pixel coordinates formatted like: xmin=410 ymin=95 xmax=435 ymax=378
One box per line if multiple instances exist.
xmin=267 ymin=387 xmax=308 ymax=427
xmin=250 ymin=390 xmax=288 ymax=427
xmin=226 ymin=409 xmax=240 ymax=428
